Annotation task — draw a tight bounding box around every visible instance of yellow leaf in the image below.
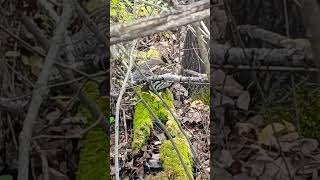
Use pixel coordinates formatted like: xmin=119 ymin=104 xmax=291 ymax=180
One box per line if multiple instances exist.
xmin=258 ymin=120 xmax=295 ymax=144
xmin=190 ymin=100 xmax=203 ymax=108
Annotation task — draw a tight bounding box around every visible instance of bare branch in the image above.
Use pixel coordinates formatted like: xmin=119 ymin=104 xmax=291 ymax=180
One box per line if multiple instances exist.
xmin=17 ymin=1 xmax=73 ymax=179
xmin=110 ymin=0 xmax=210 ymax=45
xmin=114 ymin=41 xmax=137 ymax=180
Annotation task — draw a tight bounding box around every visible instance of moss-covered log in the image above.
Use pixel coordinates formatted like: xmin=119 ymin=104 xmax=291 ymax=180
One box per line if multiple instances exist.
xmin=76 ymin=81 xmax=109 ymax=180
xmin=132 ymin=92 xmax=154 ymax=151
xmin=132 ymin=88 xmax=175 ymax=151
xmin=132 ymin=88 xmax=194 ymax=179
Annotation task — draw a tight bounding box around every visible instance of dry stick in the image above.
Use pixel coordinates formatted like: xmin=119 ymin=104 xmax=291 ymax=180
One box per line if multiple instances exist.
xmin=122 ymin=109 xmax=128 ymax=143
xmin=17 ymin=1 xmax=72 ymax=179
xmin=114 ymin=41 xmax=137 ymax=180
xmin=129 ymin=83 xmax=193 ymax=180
xmin=133 ymin=62 xmax=209 ymax=177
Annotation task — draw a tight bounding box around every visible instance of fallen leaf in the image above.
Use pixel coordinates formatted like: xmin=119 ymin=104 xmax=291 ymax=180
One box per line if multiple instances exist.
xmin=236 ymin=91 xmax=250 ymax=110
xmin=258 ymin=121 xmax=295 ymax=144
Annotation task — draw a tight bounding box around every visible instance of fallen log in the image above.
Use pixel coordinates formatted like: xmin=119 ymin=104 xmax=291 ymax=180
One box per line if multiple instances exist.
xmin=211 ymin=43 xmax=313 ymax=67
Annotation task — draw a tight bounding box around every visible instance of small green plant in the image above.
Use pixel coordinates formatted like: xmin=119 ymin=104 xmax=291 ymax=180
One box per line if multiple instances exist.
xmin=109 ymin=116 xmax=115 ymax=124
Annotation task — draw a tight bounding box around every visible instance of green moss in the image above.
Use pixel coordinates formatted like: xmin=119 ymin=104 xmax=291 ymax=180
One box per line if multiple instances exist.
xmin=76 ymin=129 xmax=108 ymax=180
xmin=133 ymin=88 xmax=194 ymax=179
xmin=76 ymin=81 xmax=109 ymax=180
xmin=190 ymin=87 xmax=210 ymax=105
xmin=160 ymin=138 xmax=193 ymax=180
xmin=132 ymin=89 xmax=176 ymax=151
xmin=166 ymin=113 xmax=183 ymax=138
xmin=132 ymin=93 xmax=154 ymax=151
xmin=259 ymin=85 xmax=320 ymax=139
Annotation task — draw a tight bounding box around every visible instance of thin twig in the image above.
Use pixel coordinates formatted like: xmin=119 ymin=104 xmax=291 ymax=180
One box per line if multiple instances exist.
xmin=122 ymin=109 xmax=128 ymax=143
xmin=114 ymin=40 xmax=137 ymax=180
